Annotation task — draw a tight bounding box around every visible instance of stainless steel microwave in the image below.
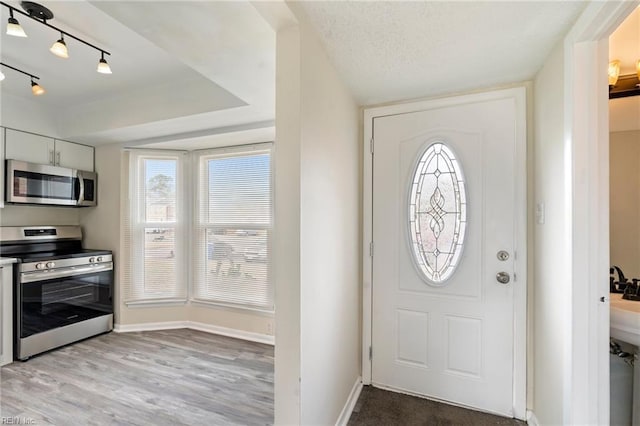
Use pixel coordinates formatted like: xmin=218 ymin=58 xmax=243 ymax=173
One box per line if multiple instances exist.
xmin=6 ymin=160 xmax=97 ymax=207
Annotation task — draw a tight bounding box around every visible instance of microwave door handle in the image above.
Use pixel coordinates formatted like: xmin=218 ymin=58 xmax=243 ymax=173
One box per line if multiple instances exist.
xmin=77 ymin=171 xmax=85 ymax=205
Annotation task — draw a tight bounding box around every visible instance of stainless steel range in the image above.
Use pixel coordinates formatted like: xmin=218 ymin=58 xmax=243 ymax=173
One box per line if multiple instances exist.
xmin=0 ymin=226 xmax=113 ymax=360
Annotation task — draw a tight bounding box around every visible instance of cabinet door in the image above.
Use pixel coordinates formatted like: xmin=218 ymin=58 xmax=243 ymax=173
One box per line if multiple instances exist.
xmin=5 ymin=128 xmax=55 ymax=165
xmin=55 ymin=139 xmax=94 ymax=171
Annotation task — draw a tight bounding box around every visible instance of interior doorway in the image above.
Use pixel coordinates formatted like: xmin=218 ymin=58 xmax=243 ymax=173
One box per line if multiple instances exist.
xmin=608 ymin=6 xmax=640 ymax=426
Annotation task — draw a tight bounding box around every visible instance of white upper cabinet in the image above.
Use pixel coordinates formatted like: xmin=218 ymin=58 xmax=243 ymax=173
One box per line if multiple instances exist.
xmin=54 ymin=139 xmax=94 ymax=171
xmin=5 ymin=129 xmax=54 ymax=165
xmin=4 ymin=128 xmax=94 ymax=171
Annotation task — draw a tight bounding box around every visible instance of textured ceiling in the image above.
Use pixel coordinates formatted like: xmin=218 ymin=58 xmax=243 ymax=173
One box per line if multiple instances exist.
xmin=298 ymin=1 xmax=587 ymax=105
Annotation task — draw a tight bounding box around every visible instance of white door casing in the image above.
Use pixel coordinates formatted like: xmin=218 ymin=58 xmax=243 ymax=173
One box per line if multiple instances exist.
xmin=363 ymin=88 xmax=527 ymax=419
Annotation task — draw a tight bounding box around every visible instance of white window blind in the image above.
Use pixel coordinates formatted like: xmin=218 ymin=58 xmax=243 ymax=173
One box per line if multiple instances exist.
xmin=193 ymin=144 xmax=274 ymax=311
xmin=124 ymin=150 xmax=187 ymax=303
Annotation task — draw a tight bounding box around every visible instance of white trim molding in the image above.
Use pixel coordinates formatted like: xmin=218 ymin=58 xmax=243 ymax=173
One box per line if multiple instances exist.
xmin=335 ymin=376 xmax=363 ymax=426
xmin=526 ymin=410 xmax=539 ymax=426
xmin=113 ymin=321 xmax=275 ymax=345
xmin=561 ymin=1 xmax=639 ymax=424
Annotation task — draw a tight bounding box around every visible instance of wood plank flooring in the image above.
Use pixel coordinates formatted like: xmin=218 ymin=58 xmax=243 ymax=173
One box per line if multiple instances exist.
xmin=0 ymin=329 xmax=274 ymax=426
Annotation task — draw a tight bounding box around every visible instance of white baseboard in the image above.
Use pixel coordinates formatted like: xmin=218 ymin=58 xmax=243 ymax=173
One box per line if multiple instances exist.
xmin=114 ymin=321 xmax=189 ymax=333
xmin=188 ymin=322 xmax=275 ymax=345
xmin=335 ymin=376 xmax=363 ymax=426
xmin=114 ymin=320 xmax=275 ymax=345
xmin=526 ymin=410 xmax=539 ymax=426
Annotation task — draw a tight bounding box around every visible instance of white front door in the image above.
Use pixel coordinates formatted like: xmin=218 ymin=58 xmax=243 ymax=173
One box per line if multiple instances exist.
xmin=370 ymin=89 xmax=526 ymax=417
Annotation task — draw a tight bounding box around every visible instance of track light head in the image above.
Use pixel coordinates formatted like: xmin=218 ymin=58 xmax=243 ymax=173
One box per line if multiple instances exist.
xmin=31 ymin=79 xmax=45 ymax=96
xmin=7 ymin=11 xmax=27 ymax=37
xmin=97 ymin=53 xmax=111 ymax=74
xmin=50 ymin=34 xmax=68 ymax=58
xmin=0 ymin=70 xmax=5 ymax=81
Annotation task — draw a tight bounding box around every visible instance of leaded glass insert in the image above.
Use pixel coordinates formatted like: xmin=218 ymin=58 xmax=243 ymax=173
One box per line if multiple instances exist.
xmin=409 ymin=142 xmax=467 ymax=284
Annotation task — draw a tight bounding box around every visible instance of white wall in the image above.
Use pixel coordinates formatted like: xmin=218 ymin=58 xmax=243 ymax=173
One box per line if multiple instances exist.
xmin=0 ymin=91 xmax=81 ymax=226
xmin=274 ymin=23 xmax=302 ymax=426
xmin=297 ymin=10 xmax=360 ymax=426
xmin=610 ymin=130 xmax=640 ymax=279
xmin=272 ymin=4 xmax=361 ymax=425
xmin=273 ymin=5 xmax=361 ymax=424
xmin=532 ymin=41 xmax=567 ymax=425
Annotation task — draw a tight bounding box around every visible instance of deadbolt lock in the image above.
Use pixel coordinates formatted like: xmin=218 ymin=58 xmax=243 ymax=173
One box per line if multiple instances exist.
xmin=497 ymin=250 xmax=510 ymax=261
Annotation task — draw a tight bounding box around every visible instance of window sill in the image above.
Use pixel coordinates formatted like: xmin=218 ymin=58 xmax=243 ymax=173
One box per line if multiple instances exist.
xmin=189 ymin=299 xmax=275 ymax=317
xmin=124 ymin=299 xmax=187 ymax=308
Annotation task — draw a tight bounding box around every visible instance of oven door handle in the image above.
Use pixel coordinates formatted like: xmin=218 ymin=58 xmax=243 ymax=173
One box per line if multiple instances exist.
xmin=21 ymin=262 xmax=113 ymax=284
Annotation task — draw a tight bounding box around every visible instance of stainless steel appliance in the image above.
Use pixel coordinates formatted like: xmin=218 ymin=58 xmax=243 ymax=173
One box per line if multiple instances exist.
xmin=6 ymin=160 xmax=97 ymax=207
xmin=0 ymin=226 xmax=113 ymax=360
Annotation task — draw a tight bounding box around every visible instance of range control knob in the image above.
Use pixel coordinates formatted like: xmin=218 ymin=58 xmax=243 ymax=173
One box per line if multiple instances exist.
xmin=35 ymin=263 xmax=45 ymax=270
xmin=96 ymin=256 xmax=103 ymax=262
xmin=46 ymin=262 xmax=55 ymax=269
xmin=89 ymin=257 xmax=96 ymax=263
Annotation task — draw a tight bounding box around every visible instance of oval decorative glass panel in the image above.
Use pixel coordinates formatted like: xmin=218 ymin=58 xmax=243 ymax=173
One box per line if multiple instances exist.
xmin=408 ymin=142 xmax=467 ymax=285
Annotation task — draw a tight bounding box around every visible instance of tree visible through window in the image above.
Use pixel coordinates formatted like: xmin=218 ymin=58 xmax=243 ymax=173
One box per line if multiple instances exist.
xmin=124 ymin=152 xmax=186 ymax=302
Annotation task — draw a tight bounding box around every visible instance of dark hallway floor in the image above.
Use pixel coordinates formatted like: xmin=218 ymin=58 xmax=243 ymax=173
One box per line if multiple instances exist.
xmin=348 ymin=386 xmax=526 ymax=426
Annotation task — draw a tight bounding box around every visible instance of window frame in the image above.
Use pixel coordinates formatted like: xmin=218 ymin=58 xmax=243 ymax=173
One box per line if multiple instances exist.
xmin=191 ymin=143 xmax=275 ymax=313
xmin=124 ymin=149 xmax=188 ymax=305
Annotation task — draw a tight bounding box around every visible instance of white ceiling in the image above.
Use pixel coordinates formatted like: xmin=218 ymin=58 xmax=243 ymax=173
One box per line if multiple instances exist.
xmin=0 ymin=0 xmax=275 ymax=145
xmin=298 ymin=1 xmax=587 ymax=105
xmin=0 ymin=1 xmax=594 ymax=146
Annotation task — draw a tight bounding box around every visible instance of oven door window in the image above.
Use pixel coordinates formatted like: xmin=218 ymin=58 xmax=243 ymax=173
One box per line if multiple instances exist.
xmin=20 ymin=269 xmax=113 ymax=338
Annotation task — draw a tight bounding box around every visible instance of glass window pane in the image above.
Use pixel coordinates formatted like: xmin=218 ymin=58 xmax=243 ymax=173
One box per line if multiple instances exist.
xmin=144 ymin=159 xmax=177 ymax=223
xmin=203 ymin=229 xmax=271 ymax=308
xmin=144 ymin=228 xmax=176 ymax=294
xmin=408 ymin=142 xmax=467 ymax=285
xmin=207 ymin=153 xmax=271 ymax=225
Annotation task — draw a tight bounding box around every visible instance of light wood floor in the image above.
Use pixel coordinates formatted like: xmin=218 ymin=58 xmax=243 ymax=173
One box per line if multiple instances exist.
xmin=0 ymin=329 xmax=274 ymax=425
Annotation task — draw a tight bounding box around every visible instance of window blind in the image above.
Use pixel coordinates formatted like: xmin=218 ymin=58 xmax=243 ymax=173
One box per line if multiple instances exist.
xmin=193 ymin=144 xmax=274 ymax=311
xmin=123 ymin=150 xmax=187 ymax=303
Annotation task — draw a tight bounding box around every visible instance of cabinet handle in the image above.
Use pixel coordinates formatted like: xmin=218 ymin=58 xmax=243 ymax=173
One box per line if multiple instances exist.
xmin=56 ymin=151 xmax=61 ymax=166
xmin=49 ymin=150 xmax=54 ymax=165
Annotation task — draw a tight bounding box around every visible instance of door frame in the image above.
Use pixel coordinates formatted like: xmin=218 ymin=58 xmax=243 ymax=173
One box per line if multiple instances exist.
xmin=362 ymin=87 xmax=528 ymax=420
xmin=562 ymin=2 xmax=639 ymax=425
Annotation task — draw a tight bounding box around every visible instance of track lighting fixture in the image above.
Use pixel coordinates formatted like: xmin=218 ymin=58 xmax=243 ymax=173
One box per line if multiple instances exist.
xmin=31 ymin=79 xmax=44 ymax=96
xmin=1 ymin=1 xmax=112 ymax=75
xmin=6 ymin=8 xmax=27 ymax=37
xmin=0 ymin=62 xmax=45 ymax=96
xmin=50 ymin=33 xmax=69 ymax=59
xmin=97 ymin=52 xmax=111 ymax=74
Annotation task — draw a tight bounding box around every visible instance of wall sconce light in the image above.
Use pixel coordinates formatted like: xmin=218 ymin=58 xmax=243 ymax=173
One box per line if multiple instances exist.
xmin=1 ymin=1 xmax=112 ymax=74
xmin=0 ymin=62 xmax=45 ymax=96
xmin=609 ymin=59 xmax=640 ymax=99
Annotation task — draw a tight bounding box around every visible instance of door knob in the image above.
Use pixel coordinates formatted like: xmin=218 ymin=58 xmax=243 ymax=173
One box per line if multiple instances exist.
xmin=496 ymin=272 xmax=510 ymax=284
